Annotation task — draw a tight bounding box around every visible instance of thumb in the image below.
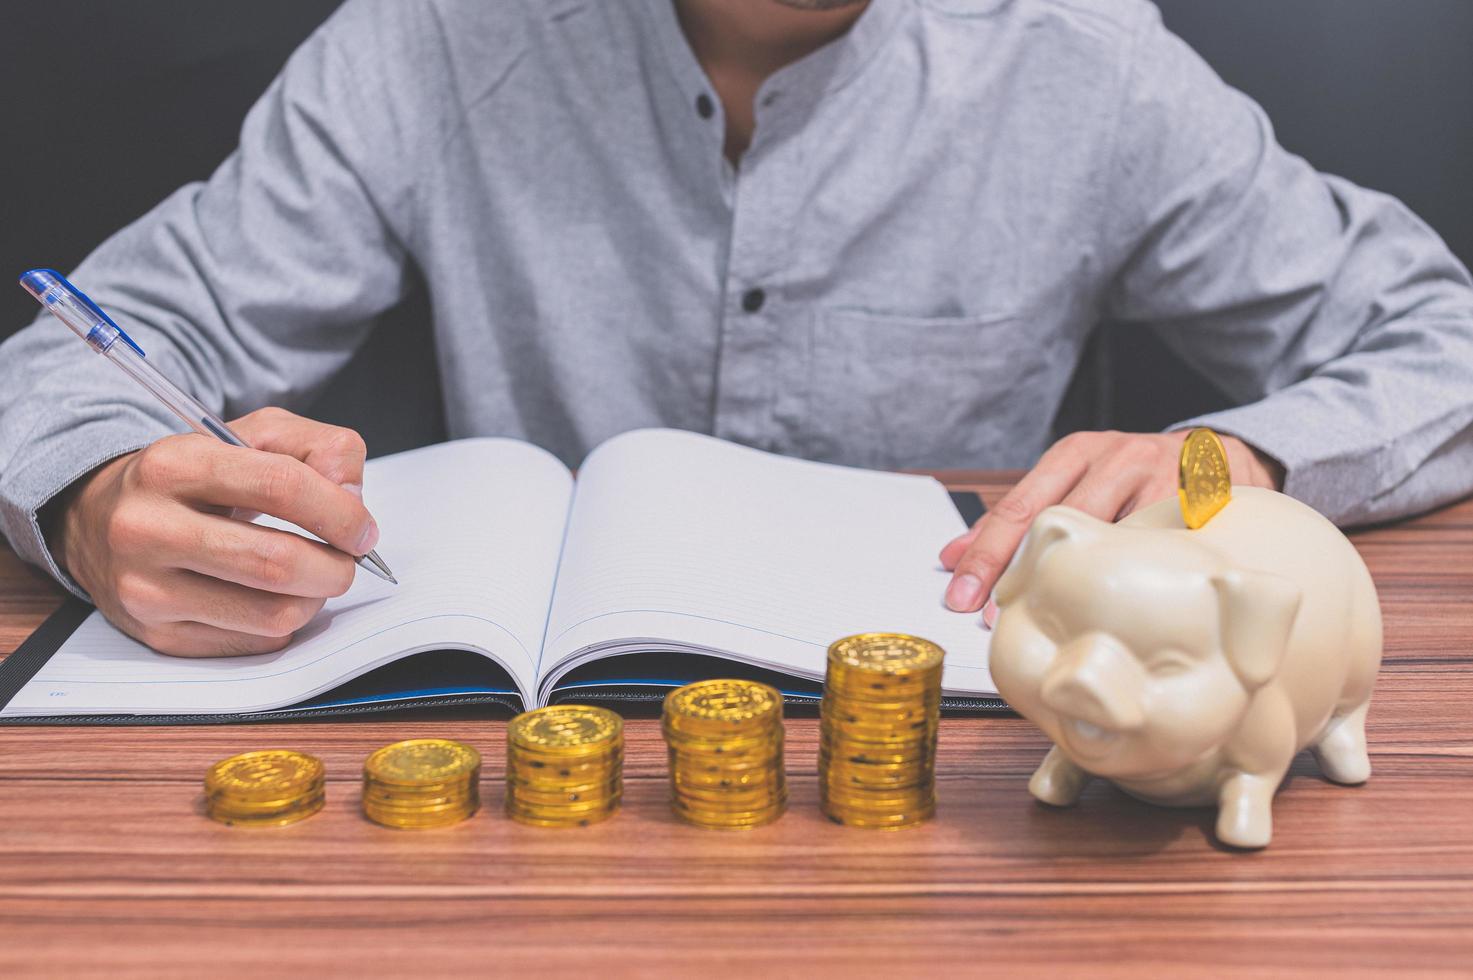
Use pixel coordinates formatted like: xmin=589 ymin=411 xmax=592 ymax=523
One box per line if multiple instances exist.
xmin=229 ymin=407 xmax=368 ymax=492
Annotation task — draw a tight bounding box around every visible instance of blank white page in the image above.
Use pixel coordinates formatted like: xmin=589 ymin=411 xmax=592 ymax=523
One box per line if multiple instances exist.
xmin=540 ymin=429 xmax=994 ymax=697
xmin=3 ymin=439 xmax=572 ymax=716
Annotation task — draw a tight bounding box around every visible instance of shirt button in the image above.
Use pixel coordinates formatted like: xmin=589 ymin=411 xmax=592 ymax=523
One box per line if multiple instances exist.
xmin=741 ymin=288 xmax=766 ymax=313
xmin=695 ymin=93 xmax=715 ymax=119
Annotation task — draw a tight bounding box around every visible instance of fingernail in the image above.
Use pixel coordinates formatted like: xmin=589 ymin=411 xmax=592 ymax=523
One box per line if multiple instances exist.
xmin=355 ymin=517 xmax=379 ymax=555
xmin=982 ymin=597 xmax=999 ymax=630
xmin=945 ymin=573 xmax=984 ymax=612
xmin=342 ymin=482 xmax=363 ymax=499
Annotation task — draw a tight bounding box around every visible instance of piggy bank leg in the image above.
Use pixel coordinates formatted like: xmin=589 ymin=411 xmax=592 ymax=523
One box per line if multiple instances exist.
xmin=1028 ymin=745 xmax=1093 ymax=806
xmin=1216 ymin=771 xmax=1280 ymax=849
xmin=1310 ymin=701 xmax=1372 ymax=785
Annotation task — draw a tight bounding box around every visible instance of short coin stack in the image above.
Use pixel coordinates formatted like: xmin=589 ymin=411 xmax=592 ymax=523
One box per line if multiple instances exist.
xmin=362 ymin=738 xmax=481 ymax=829
xmin=505 ymin=705 xmax=623 ymax=828
xmin=820 ymin=633 xmax=944 ymax=829
xmin=205 ymin=749 xmax=326 ymax=827
xmin=663 ymin=679 xmax=787 ymax=830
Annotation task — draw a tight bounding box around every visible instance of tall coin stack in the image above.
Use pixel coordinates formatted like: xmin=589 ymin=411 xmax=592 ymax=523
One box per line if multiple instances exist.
xmin=362 ymin=738 xmax=481 ymax=829
xmin=205 ymin=749 xmax=326 ymax=827
xmin=663 ymin=679 xmax=787 ymax=830
xmin=820 ymin=633 xmax=944 ymax=829
xmin=505 ymin=705 xmax=623 ymax=828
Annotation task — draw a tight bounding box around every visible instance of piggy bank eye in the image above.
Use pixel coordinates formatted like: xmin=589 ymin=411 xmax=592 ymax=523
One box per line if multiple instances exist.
xmin=1149 ymin=650 xmax=1195 ymax=676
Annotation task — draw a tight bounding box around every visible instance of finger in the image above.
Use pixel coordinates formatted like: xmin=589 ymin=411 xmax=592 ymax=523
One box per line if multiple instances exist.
xmin=940 ymin=524 xmax=981 ymax=570
xmin=230 ymin=407 xmax=368 ymax=490
xmin=1060 ymin=440 xmax=1176 ymax=520
xmin=945 ymin=450 xmax=1091 ymax=613
xmin=1057 ymin=464 xmax=1142 ymax=522
xmin=1121 ymin=475 xmax=1180 ymax=516
xmin=148 ymin=439 xmax=378 ymax=556
xmin=982 ymin=597 xmax=999 ymax=630
xmin=125 ymin=569 xmax=326 ymax=638
xmin=163 ymin=512 xmax=358 ymax=598
xmin=133 ymin=619 xmax=299 ymax=658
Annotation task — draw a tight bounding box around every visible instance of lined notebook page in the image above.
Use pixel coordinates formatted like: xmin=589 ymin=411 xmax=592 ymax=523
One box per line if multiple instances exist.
xmin=540 ymin=430 xmax=994 ymax=697
xmin=3 ymin=439 xmax=572 ymax=716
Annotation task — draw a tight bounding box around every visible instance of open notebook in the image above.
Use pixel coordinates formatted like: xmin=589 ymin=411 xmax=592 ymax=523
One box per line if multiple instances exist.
xmin=0 ymin=429 xmax=1000 ymax=723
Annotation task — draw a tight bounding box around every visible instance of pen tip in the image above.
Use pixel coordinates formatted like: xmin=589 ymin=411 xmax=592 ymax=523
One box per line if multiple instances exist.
xmin=358 ymin=549 xmax=397 ymax=584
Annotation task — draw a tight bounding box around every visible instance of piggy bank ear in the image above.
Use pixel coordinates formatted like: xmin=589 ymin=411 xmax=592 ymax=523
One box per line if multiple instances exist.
xmin=1212 ymin=569 xmax=1302 ymax=689
xmin=995 ymin=507 xmax=1104 ymax=606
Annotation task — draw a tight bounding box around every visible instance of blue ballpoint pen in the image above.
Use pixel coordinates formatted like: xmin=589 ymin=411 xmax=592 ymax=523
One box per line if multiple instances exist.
xmin=18 ymin=269 xmax=397 ymax=585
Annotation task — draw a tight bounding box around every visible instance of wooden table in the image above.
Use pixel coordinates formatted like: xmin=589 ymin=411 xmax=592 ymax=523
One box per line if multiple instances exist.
xmin=1 ymin=473 xmax=1470 ymax=978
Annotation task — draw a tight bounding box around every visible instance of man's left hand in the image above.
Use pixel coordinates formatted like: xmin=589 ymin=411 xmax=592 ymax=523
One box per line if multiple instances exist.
xmin=938 ymin=430 xmax=1285 ymax=625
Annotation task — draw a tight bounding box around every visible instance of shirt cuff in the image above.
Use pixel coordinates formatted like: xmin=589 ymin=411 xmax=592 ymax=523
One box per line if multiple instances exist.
xmin=1167 ymin=395 xmax=1392 ymax=526
xmin=0 ymin=421 xmax=163 ymax=601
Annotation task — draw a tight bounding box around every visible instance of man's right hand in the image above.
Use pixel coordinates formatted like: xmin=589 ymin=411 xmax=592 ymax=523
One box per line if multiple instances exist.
xmin=50 ymin=407 xmax=379 ymax=657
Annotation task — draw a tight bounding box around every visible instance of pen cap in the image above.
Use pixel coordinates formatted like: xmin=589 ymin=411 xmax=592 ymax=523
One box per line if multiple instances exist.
xmin=17 ymin=269 xmax=57 ymax=299
xmin=18 ymin=268 xmax=143 ymax=355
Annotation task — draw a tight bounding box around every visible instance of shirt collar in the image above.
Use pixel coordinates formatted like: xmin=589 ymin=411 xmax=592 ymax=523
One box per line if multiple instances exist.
xmin=638 ymin=0 xmax=912 ymax=120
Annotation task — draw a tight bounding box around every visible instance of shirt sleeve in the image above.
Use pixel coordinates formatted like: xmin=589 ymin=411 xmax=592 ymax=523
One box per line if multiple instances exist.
xmin=0 ymin=0 xmax=417 ymax=592
xmin=1101 ymin=4 xmax=1473 ymax=526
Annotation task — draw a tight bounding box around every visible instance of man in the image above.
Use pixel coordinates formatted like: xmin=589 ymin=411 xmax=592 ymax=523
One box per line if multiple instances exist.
xmin=1 ymin=0 xmax=1470 ymax=657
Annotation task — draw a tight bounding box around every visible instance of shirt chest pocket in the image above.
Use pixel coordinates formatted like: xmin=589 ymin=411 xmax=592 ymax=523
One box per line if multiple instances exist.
xmin=797 ymin=308 xmax=1056 ymax=469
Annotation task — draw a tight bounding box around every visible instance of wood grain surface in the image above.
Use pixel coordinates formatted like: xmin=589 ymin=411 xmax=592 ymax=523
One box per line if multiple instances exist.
xmin=1 ymin=473 xmax=1470 ymax=978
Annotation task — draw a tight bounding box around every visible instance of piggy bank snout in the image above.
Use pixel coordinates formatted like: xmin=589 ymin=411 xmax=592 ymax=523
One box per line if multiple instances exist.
xmin=1040 ymin=635 xmax=1147 ymax=734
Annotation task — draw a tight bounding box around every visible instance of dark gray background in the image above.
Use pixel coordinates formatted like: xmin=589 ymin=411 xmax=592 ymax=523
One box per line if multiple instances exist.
xmin=2 ymin=1 xmax=1469 ymax=455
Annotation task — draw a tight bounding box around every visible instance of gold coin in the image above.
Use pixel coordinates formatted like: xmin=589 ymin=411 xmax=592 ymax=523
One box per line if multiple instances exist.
xmin=506 ymin=801 xmax=619 ymax=829
xmin=365 ymin=806 xmax=477 ymax=830
xmin=507 ymin=751 xmax=621 ymax=778
xmin=822 ymin=801 xmax=934 ymax=830
xmin=671 ymin=781 xmax=783 ymax=803
xmin=674 ymin=764 xmax=786 ymax=786
xmin=364 ymin=739 xmax=480 ymax=785
xmin=365 ymin=795 xmax=479 ymax=817
xmin=509 ymin=705 xmax=622 ymax=754
xmin=827 ymin=633 xmax=944 ymax=676
xmin=663 ymin=679 xmax=782 ymax=733
xmin=828 ymin=656 xmax=942 ymax=676
xmin=822 ymin=765 xmax=932 ymax=783
xmin=506 ymin=794 xmax=620 ymax=817
xmin=820 ymin=711 xmax=936 ymax=736
xmin=821 ymin=684 xmax=942 ymax=710
xmin=205 ymin=750 xmax=324 ymax=802
xmin=1178 ymin=427 xmax=1232 ymax=529
xmin=506 ymin=776 xmax=620 ymax=801
xmin=661 ymin=734 xmax=784 ymax=762
xmin=673 ymin=796 xmax=787 ymax=827
xmin=208 ymin=791 xmax=326 ymax=828
xmin=506 ymin=745 xmax=621 ymax=766
xmin=664 ymin=733 xmax=783 ymax=756
xmin=505 ymin=781 xmax=619 ymax=802
xmin=363 ymin=785 xmax=478 ymax=808
xmin=822 ymin=758 xmax=933 ymax=780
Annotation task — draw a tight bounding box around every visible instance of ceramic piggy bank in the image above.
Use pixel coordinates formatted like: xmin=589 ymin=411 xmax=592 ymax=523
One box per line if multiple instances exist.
xmin=990 ymin=487 xmax=1382 ymax=849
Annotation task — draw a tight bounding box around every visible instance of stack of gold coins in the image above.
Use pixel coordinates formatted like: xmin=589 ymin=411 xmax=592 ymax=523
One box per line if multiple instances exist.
xmin=505 ymin=705 xmax=623 ymax=828
xmin=820 ymin=633 xmax=944 ymax=829
xmin=663 ymin=679 xmax=787 ymax=830
xmin=205 ymin=749 xmax=326 ymax=827
xmin=362 ymin=738 xmax=481 ymax=829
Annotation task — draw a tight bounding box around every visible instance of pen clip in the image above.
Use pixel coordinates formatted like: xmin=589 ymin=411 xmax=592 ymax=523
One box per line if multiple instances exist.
xmin=27 ymin=269 xmax=147 ymax=358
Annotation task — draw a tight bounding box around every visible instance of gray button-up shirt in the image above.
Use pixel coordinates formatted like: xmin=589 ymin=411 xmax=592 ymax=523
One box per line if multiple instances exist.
xmin=3 ymin=0 xmax=1473 ymax=592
